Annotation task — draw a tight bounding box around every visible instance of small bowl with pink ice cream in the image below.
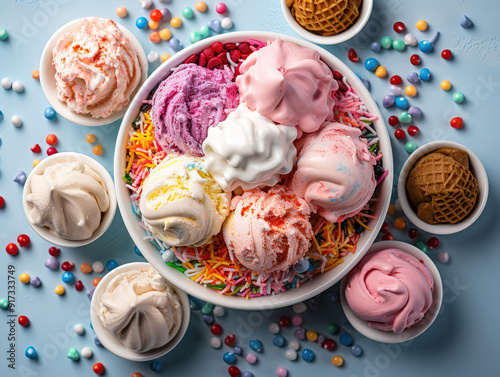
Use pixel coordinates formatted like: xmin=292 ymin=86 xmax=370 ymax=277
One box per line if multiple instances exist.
xmin=40 ymin=17 xmax=148 ymax=126
xmin=341 ymin=241 xmax=443 ymax=343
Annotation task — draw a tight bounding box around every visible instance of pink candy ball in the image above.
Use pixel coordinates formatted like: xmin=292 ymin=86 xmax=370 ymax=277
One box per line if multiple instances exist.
xmin=246 ymin=353 xmax=257 ymax=364
xmin=276 ymin=367 xmax=288 ymax=377
xmin=291 ymin=315 xmax=303 ymax=327
xmin=216 ymin=2 xmax=227 ymax=14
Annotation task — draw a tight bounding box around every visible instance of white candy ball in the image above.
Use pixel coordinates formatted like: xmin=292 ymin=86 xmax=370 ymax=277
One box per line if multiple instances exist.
xmin=394 ymin=199 xmax=402 ymax=212
xmin=221 ymin=17 xmax=233 ymax=30
xmin=268 ymin=322 xmax=280 ymax=334
xmin=213 ymin=305 xmax=225 ymax=317
xmin=148 ymin=51 xmax=159 ymax=63
xmin=288 ymin=339 xmax=300 ymax=351
xmin=285 ymin=349 xmax=297 ymax=360
xmin=210 ymin=337 xmax=222 ymax=349
xmin=140 ymin=0 xmax=153 ymax=9
xmin=390 ymin=85 xmax=402 ymax=96
xmin=11 ymin=115 xmax=22 ymax=127
xmin=81 ymin=347 xmax=92 ymax=358
xmin=12 ymin=81 xmax=24 ymax=93
xmin=74 ymin=323 xmax=85 ymax=335
xmin=92 ymin=261 xmax=104 ymax=273
xmin=292 ymin=302 xmax=307 ymax=314
xmin=1 ymin=77 xmax=12 ymax=89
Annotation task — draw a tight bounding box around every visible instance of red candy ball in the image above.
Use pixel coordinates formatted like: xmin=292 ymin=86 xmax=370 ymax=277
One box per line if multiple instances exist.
xmin=394 ymin=129 xmax=405 ymax=140
xmin=48 ymin=246 xmax=60 ymax=257
xmin=427 ymin=237 xmax=440 ymax=249
xmin=92 ymin=363 xmax=105 ymax=375
xmin=441 ymin=49 xmax=452 ymax=60
xmin=150 ymin=9 xmax=162 ymax=21
xmin=381 ymin=232 xmax=394 ymax=241
xmin=381 ymin=222 xmax=389 ymax=233
xmin=228 ymin=366 xmax=240 ymax=377
xmin=347 ymin=48 xmax=359 ymax=62
xmin=75 ymin=280 xmax=84 ymax=291
xmin=393 ymin=21 xmax=405 ymax=33
xmin=18 ymin=315 xmax=29 ymax=326
xmin=211 ymin=324 xmax=222 ymax=335
xmin=0 ymin=196 xmax=4 ymax=208
xmin=408 ymin=228 xmax=419 ymax=239
xmin=279 ymin=316 xmax=291 ymax=327
xmin=388 ymin=116 xmax=399 ymax=127
xmin=6 ymin=243 xmax=18 ymax=256
xmin=225 ymin=334 xmax=236 ymax=347
xmin=47 ymin=147 xmax=58 ymax=156
xmin=17 ymin=234 xmax=30 ymax=247
xmin=410 ymin=54 xmax=421 ymax=65
xmin=450 ymin=117 xmax=463 ymax=129
xmin=61 ymin=261 xmax=75 ymax=271
xmin=408 ymin=126 xmax=420 ymax=136
xmin=31 ymin=144 xmax=41 ymax=153
xmin=323 ymin=339 xmax=336 ymax=351
xmin=390 ymin=75 xmax=402 ymax=85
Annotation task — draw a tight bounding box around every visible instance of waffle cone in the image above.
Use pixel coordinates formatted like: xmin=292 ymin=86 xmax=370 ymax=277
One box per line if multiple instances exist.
xmin=406 ymin=148 xmax=478 ymax=224
xmin=291 ymin=0 xmax=361 ymax=36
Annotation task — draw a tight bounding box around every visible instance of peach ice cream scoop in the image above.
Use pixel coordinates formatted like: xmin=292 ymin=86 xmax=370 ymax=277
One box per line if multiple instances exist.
xmin=52 ymin=17 xmax=141 ymax=118
xmin=223 ymin=185 xmax=313 ymax=274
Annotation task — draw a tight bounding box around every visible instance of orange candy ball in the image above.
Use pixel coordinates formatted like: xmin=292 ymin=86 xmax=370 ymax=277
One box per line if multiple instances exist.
xmin=149 ymin=32 xmax=161 ymax=43
xmin=387 ymin=204 xmax=396 ymax=215
xmin=393 ymin=217 xmax=407 ymax=229
xmin=195 ymin=1 xmax=207 ymax=12
xmin=85 ymin=134 xmax=96 ymax=144
xmin=80 ymin=263 xmax=92 ymax=274
xmin=92 ymin=278 xmax=101 ymax=287
xmin=93 ymin=145 xmax=103 ymax=156
xmin=46 ymin=134 xmax=57 ymax=145
xmin=332 ymin=355 xmax=344 ymax=367
xmin=149 ymin=20 xmax=159 ymax=30
xmin=306 ymin=330 xmax=318 ymax=341
xmin=31 ymin=69 xmax=39 ymax=79
xmin=116 ymin=6 xmax=127 ymax=18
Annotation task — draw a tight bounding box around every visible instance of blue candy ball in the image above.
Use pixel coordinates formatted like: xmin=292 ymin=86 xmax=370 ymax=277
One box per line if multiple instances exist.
xmin=370 ymin=41 xmax=381 ymax=52
xmin=136 ymin=17 xmax=148 ymax=29
xmin=420 ymin=68 xmax=431 ymax=81
xmin=0 ymin=109 xmax=4 ymax=122
xmin=241 ymin=372 xmax=254 ymax=377
xmin=351 ymin=344 xmax=363 ymax=357
xmin=395 ymin=97 xmax=409 ymax=109
xmin=407 ymin=72 xmax=419 ymax=84
xmin=202 ymin=314 xmax=214 ymax=324
xmin=94 ymin=335 xmax=102 ymax=347
xmin=301 ymin=348 xmax=315 ymax=362
xmin=150 ymin=361 xmax=161 ymax=372
xmin=25 ymin=346 xmax=37 ymax=359
xmin=272 ymin=335 xmax=285 ymax=347
xmin=133 ymin=246 xmax=143 ymax=257
xmin=223 ymin=352 xmax=236 ymax=364
xmin=419 ymin=40 xmax=433 ymax=53
xmin=339 ymin=332 xmax=353 ymax=346
xmin=249 ymin=339 xmax=263 ymax=352
xmin=360 ymin=78 xmax=371 ymax=91
xmin=169 ymin=37 xmax=182 ymax=51
xmin=44 ymin=106 xmax=56 ymax=120
xmin=364 ymin=58 xmax=379 ymax=72
xmin=90 ymin=321 xmax=93 ymax=330
xmin=106 ymin=259 xmax=118 ymax=271
xmin=62 ymin=272 xmax=75 ymax=284
xmin=233 ymin=346 xmax=243 ymax=355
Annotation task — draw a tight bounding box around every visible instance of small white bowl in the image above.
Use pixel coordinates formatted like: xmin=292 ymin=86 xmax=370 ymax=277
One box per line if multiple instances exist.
xmin=39 ymin=17 xmax=148 ymax=127
xmin=340 ymin=241 xmax=443 ymax=343
xmin=281 ymin=0 xmax=373 ymax=45
xmin=397 ymin=141 xmax=489 ymax=235
xmin=22 ymin=152 xmax=117 ymax=248
xmin=90 ymin=262 xmax=190 ymax=361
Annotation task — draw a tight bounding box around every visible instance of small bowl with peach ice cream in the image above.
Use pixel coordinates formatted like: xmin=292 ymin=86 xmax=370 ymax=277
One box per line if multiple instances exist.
xmin=40 ymin=17 xmax=147 ymax=126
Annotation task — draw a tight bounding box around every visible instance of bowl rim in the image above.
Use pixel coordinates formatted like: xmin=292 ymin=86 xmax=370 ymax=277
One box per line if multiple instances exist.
xmin=113 ymin=30 xmax=393 ymax=310
xmin=280 ymin=0 xmax=373 ymax=45
xmin=22 ymin=152 xmax=117 ymax=248
xmin=39 ymin=17 xmax=148 ymax=127
xmin=397 ymin=140 xmax=489 ymax=235
xmin=89 ymin=262 xmax=190 ymax=361
xmin=340 ymin=240 xmax=443 ymax=343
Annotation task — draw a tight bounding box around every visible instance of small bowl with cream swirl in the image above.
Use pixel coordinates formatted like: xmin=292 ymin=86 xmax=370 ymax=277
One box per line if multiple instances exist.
xmin=340 ymin=240 xmax=443 ymax=343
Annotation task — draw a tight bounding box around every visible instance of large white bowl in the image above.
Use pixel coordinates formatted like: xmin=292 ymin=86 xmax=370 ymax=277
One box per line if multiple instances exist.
xmin=340 ymin=241 xmax=443 ymax=343
xmin=114 ymin=31 xmax=393 ymax=310
xmin=40 ymin=17 xmax=148 ymax=127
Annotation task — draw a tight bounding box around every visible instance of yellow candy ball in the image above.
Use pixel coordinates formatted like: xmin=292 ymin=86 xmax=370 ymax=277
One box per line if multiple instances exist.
xmin=306 ymin=330 xmax=318 ymax=341
xmin=394 ymin=217 xmax=407 ymax=230
xmin=55 ymin=285 xmax=65 ymax=295
xmin=170 ymin=17 xmax=182 ymax=28
xmin=405 ymin=85 xmax=417 ymax=97
xmin=161 ymin=53 xmax=171 ymax=63
xmin=416 ymin=20 xmax=428 ymax=31
xmin=440 ymin=80 xmax=451 ymax=91
xmin=332 ymin=355 xmax=344 ymax=367
xmin=85 ymin=133 xmax=96 ymax=144
xmin=375 ymin=66 xmax=387 ymax=78
xmin=19 ymin=273 xmax=30 ymax=284
xmin=149 ymin=20 xmax=159 ymax=30
xmin=93 ymin=145 xmax=104 ymax=156
xmin=195 ymin=1 xmax=207 ymax=12
xmin=33 ymin=159 xmax=41 ymax=167
xmin=159 ymin=28 xmax=172 ymax=40
xmin=387 ymin=204 xmax=396 ymax=215
xmin=116 ymin=6 xmax=127 ymax=18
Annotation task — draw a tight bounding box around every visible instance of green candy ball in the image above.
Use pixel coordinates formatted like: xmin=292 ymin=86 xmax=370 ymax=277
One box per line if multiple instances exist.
xmin=199 ymin=25 xmax=210 ymax=38
xmin=381 ymin=36 xmax=393 ymax=49
xmin=453 ymin=91 xmax=464 ymax=103
xmin=0 ymin=298 xmax=9 ymax=309
xmin=189 ymin=31 xmax=202 ymax=44
xmin=327 ymin=323 xmax=339 ymax=334
xmin=405 ymin=141 xmax=418 ymax=154
xmin=182 ymin=7 xmax=194 ymax=19
xmin=399 ymin=111 xmax=413 ymax=124
xmin=0 ymin=28 xmax=8 ymax=41
xmin=67 ymin=347 xmax=79 ymax=361
xmin=415 ymin=240 xmax=428 ymax=253
xmin=201 ymin=302 xmax=214 ymax=315
xmin=392 ymin=39 xmax=406 ymax=51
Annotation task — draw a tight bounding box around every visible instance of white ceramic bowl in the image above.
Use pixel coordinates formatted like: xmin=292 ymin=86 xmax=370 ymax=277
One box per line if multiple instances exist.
xmin=39 ymin=17 xmax=148 ymax=127
xmin=397 ymin=141 xmax=488 ymax=235
xmin=281 ymin=0 xmax=373 ymax=45
xmin=340 ymin=241 xmax=443 ymax=343
xmin=114 ymin=31 xmax=393 ymax=310
xmin=90 ymin=262 xmax=190 ymax=361
xmin=22 ymin=152 xmax=117 ymax=248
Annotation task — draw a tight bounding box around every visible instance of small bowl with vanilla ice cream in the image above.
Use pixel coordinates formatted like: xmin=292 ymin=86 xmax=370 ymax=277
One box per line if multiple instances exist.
xmin=90 ymin=262 xmax=190 ymax=361
xmin=22 ymin=152 xmax=116 ymax=248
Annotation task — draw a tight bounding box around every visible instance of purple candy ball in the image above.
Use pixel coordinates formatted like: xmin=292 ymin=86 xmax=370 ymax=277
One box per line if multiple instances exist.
xmin=293 ymin=327 xmax=306 ymax=340
xmin=160 ymin=8 xmax=171 ymax=20
xmin=30 ymin=276 xmax=41 ymax=287
xmin=87 ymin=288 xmax=95 ymax=300
xmin=306 ymin=298 xmax=319 ymax=310
xmin=382 ymin=95 xmax=395 ymax=108
xmin=407 ymin=72 xmax=420 ymax=84
xmin=438 ymin=251 xmax=449 ymax=263
xmin=408 ymin=106 xmax=422 ymax=118
xmin=44 ymin=256 xmax=59 ymax=270
xmin=317 ymin=334 xmax=327 ymax=346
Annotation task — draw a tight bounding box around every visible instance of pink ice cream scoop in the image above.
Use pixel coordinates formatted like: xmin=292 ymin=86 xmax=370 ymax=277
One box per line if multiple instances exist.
xmin=287 ymin=122 xmax=376 ymax=223
xmin=236 ymin=39 xmax=338 ymax=135
xmin=345 ymin=249 xmax=434 ymax=334
xmin=223 ymin=185 xmax=313 ymax=274
xmin=151 ymin=64 xmax=239 ymax=156
xmin=52 ymin=17 xmax=141 ymax=119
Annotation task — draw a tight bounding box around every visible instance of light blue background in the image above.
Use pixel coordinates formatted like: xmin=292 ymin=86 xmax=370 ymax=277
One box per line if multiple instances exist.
xmin=0 ymin=0 xmax=498 ymax=376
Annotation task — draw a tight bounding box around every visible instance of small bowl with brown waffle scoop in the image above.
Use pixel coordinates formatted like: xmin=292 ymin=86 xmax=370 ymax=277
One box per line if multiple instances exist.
xmin=398 ymin=141 xmax=488 ymax=235
xmin=281 ymin=0 xmax=373 ymax=45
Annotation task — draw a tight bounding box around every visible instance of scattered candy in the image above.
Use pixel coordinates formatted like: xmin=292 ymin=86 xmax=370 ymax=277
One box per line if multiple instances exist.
xmin=410 ymin=54 xmax=421 ymax=65
xmin=18 ymin=315 xmax=29 ymax=326
xmin=407 ymin=72 xmax=419 ymax=84
xmin=440 ymin=80 xmax=451 ymax=91
xmin=67 ymin=347 xmax=79 ymax=360
xmin=75 ymin=281 xmax=84 ymax=291
xmin=13 ymin=171 xmax=27 ymax=185
xmin=273 ymin=335 xmax=285 ymax=347
xmin=20 ymin=273 xmax=30 ymax=284
xmin=150 ymin=9 xmax=162 ymax=22
xmin=323 ymin=338 xmax=335 ymax=350
xmin=160 ymin=7 xmax=171 ymax=20
xmin=375 ymin=66 xmax=387 ymax=78
xmin=74 ymin=324 xmax=85 ymax=335
xmin=395 ymin=97 xmax=408 ymax=109
xmin=416 ymin=20 xmax=428 ymax=31
xmin=169 ymin=37 xmax=182 ymax=51
xmin=339 ymin=332 xmax=353 ymax=346
xmin=351 ymin=344 xmax=363 ymax=356
xmin=415 ymin=240 xmax=428 ymax=253
xmin=210 ymin=337 xmax=222 ymax=348
xmin=0 ymin=196 xmax=4 ymax=209
xmin=199 ymin=25 xmax=210 ymax=38
xmin=285 ymin=349 xmax=297 ymax=361
xmin=48 ymin=246 xmax=60 ymax=257
xmin=233 ymin=346 xmax=243 ymax=355
xmin=150 ymin=361 xmax=161 ymax=372
xmin=62 ymin=272 xmax=75 ymax=284
xmin=25 ymin=346 xmax=37 ymax=359
xmin=405 ymin=85 xmax=417 ymax=97
xmin=390 ymin=75 xmax=402 ymax=86
xmin=388 ymin=115 xmax=399 ymax=126
xmin=332 ymin=355 xmax=344 ymax=367
xmin=149 ymin=32 xmax=161 ymax=43
xmin=276 ymin=367 xmax=288 ymax=377
xmin=404 ymin=33 xmax=417 ymax=46
xmin=453 ymin=92 xmax=464 ymax=103
xmin=44 ymin=257 xmax=59 ymax=270
xmin=94 ymin=335 xmax=101 ymax=347
xmin=394 ymin=199 xmax=402 ymax=212
xmin=388 ymin=204 xmax=396 ymax=215
xmin=241 ymin=373 xmax=254 ymax=377
xmin=460 ymin=15 xmax=472 ymax=28
xmin=301 ymin=348 xmax=315 ymax=362
xmin=223 ymin=352 xmax=236 ymax=364
xmin=392 ymin=39 xmax=405 ymax=51
xmin=249 ymin=339 xmax=263 ymax=353
xmin=170 ymin=17 xmax=182 ymax=28
xmin=429 ymin=31 xmax=439 ymax=44
xmin=159 ymin=28 xmax=172 ymax=41
xmin=216 ymin=2 xmax=227 ymax=14
xmin=437 ymin=251 xmax=449 ymax=263
xmin=106 ymin=259 xmax=118 ymax=271
xmin=246 ymin=353 xmax=257 ymax=363
xmin=92 ymin=278 xmax=101 ymax=287
xmin=91 ymin=144 xmax=103 ymax=156
xmin=211 ymin=323 xmax=222 ymax=335
xmin=291 ymin=315 xmax=303 ymax=326
xmin=427 ymin=237 xmax=440 ymax=249
xmin=140 ymin=0 xmax=153 ymax=9
xmin=208 ymin=19 xmax=222 ymax=33
xmin=161 ymin=53 xmax=171 ymax=63
xmin=30 ymin=276 xmax=41 ymax=287
xmin=381 ymin=36 xmax=392 ymax=49
xmin=196 ymin=2 xmax=207 ymax=12
xmin=364 ymin=58 xmax=379 ymax=72
xmin=46 ymin=134 xmax=58 ymax=145
xmin=203 ymin=314 xmax=214 ymax=324
xmin=32 ymin=69 xmax=40 ymax=79
xmin=92 ymin=363 xmax=105 ymax=375
xmin=116 ymin=6 xmax=127 ymax=17
xmin=0 ymin=298 xmax=9 ymax=309
xmin=202 ymin=302 xmax=214 ymax=314
xmin=182 ymin=7 xmax=194 ymax=19
xmin=382 ymin=95 xmax=395 ymax=108
xmin=420 ymin=68 xmax=431 ymax=81
xmin=62 ymin=261 xmax=75 ymax=271
xmin=408 ymin=106 xmax=422 ymax=118
xmin=408 ymin=125 xmax=419 ymax=136
xmin=409 ymin=228 xmax=419 ymax=239
xmin=441 ymin=49 xmax=452 ymax=60
xmin=1 ymin=77 xmax=11 ymax=89
xmin=189 ymin=31 xmax=202 ymax=44
xmin=221 ymin=17 xmax=233 ymax=29
xmin=149 ymin=20 xmax=159 ymax=30
xmin=393 ymin=21 xmax=405 ymax=33
xmin=12 ymin=80 xmax=24 ymax=92
xmin=11 ymin=115 xmax=22 ymax=127
xmin=136 ymin=17 xmax=148 ymax=29
xmin=419 ymin=40 xmax=432 ymax=53
xmin=269 ymin=323 xmax=280 ymax=334
xmin=288 ymin=339 xmax=300 ymax=351
xmin=395 ymin=129 xmax=405 ymax=140
xmin=80 ymin=263 xmax=92 ymax=274
xmin=394 ymin=217 xmax=407 ymax=229
xmin=280 ymin=316 xmax=291 ymax=327
xmin=347 ymin=48 xmax=359 ymax=62
xmin=55 ymin=285 xmax=65 ymax=295
xmin=33 ymin=159 xmax=41 ymax=167
xmin=450 ymin=117 xmax=463 ymax=129
xmin=228 ymin=366 xmax=240 ymax=377
xmin=17 ymin=234 xmax=30 ymax=247
xmin=225 ymin=334 xmax=236 ymax=347
xmin=370 ymin=41 xmax=381 ymax=52
xmin=46 ymin=147 xmax=58 ymax=156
